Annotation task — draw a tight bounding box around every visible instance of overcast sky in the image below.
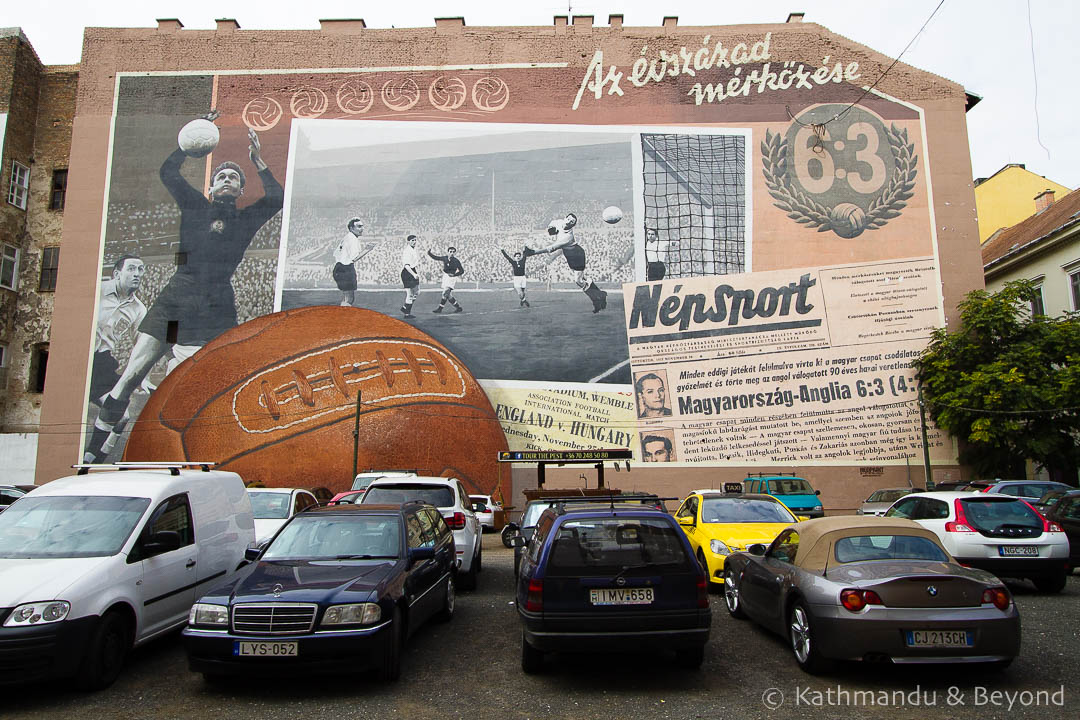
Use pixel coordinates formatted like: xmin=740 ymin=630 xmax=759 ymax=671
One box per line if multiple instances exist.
xmin=5 ymin=0 xmax=1077 ymax=189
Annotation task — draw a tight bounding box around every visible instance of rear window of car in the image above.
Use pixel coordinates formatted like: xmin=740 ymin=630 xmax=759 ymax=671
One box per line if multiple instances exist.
xmin=363 ymin=484 xmax=455 ymax=508
xmin=767 ymin=478 xmax=814 ymax=495
xmin=866 ymin=489 xmax=911 ymax=503
xmin=960 ymin=498 xmax=1042 ymax=532
xmin=544 ymin=517 xmax=693 ymax=575
xmin=249 ymin=491 xmax=292 ymax=519
xmin=833 ymin=535 xmax=948 ymax=564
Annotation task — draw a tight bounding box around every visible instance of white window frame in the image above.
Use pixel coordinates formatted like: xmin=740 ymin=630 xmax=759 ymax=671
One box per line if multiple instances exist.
xmin=0 ymin=243 xmax=18 ymax=291
xmin=7 ymin=161 xmax=30 ymax=210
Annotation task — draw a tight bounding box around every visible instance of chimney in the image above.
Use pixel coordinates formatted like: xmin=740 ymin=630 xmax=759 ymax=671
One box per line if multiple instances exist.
xmin=609 ymin=14 xmax=624 ymax=28
xmin=786 ymin=12 xmax=806 ymax=23
xmin=215 ymin=19 xmax=240 ymax=32
xmin=156 ymin=19 xmax=184 ymax=33
xmin=662 ymin=17 xmax=679 ymax=29
xmin=1035 ymin=189 xmax=1056 ymax=212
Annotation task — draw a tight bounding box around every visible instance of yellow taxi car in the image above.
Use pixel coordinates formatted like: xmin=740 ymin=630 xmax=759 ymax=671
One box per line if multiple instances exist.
xmin=674 ymin=491 xmax=802 ymax=587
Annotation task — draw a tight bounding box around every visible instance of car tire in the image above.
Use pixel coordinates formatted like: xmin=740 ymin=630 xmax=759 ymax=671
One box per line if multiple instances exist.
xmin=436 ymin=574 xmax=456 ymax=623
xmin=674 ymin=645 xmax=705 ymax=669
xmin=76 ymin=610 xmax=131 ymax=691
xmin=1033 ymin=572 xmax=1067 ymax=593
xmin=501 ymin=525 xmax=515 ymax=548
xmin=521 ymin=629 xmax=544 ymax=674
xmin=789 ymin=599 xmax=828 ymax=674
xmin=724 ymin=568 xmax=746 ymax=619
xmin=475 ymin=543 xmax=483 ymax=574
xmin=459 ymin=551 xmax=478 ymax=591
xmin=696 ymin=549 xmax=713 ymax=587
xmin=380 ymin=608 xmax=403 ymax=682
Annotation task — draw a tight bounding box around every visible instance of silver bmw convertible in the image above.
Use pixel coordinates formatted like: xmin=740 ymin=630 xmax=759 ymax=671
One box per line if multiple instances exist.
xmin=722 ymin=516 xmax=1020 ymax=673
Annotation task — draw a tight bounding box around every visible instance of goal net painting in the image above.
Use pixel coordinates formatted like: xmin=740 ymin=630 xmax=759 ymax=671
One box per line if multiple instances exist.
xmin=640 ymin=133 xmax=747 ymax=278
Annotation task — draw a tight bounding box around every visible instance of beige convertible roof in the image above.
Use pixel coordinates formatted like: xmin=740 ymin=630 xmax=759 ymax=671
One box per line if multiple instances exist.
xmin=789 ymin=516 xmax=950 ymax=572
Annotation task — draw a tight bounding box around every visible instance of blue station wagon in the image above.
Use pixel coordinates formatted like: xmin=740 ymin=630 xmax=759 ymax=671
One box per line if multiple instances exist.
xmin=514 ymin=500 xmax=711 ymax=673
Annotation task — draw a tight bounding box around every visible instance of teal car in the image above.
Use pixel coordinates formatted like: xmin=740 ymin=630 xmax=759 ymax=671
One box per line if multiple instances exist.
xmin=742 ymin=475 xmax=824 ymax=518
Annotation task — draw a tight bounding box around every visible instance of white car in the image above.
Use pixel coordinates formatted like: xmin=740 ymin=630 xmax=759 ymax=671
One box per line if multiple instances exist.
xmin=247 ymin=487 xmax=319 ymax=544
xmin=0 ymin=464 xmax=254 ymax=689
xmin=884 ymin=491 xmax=1070 ymax=592
xmin=362 ymin=476 xmax=482 ymax=589
xmin=469 ymin=494 xmax=502 ymax=531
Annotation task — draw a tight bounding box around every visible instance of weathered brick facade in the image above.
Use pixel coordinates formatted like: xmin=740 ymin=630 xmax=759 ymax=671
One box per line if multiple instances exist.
xmin=0 ymin=29 xmax=77 ymax=480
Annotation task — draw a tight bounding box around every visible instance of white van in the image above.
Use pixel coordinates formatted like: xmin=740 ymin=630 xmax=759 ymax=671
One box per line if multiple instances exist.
xmin=0 ymin=463 xmax=254 ymax=689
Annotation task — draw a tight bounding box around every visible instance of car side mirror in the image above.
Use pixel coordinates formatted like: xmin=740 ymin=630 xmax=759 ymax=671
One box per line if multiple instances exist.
xmin=815 ymin=490 xmax=821 ymax=495
xmin=677 ymin=515 xmax=694 ymax=526
xmin=143 ymin=530 xmax=183 ymax=555
xmin=244 ymin=543 xmax=263 ymax=561
xmin=747 ymin=544 xmax=767 ymax=556
xmin=408 ymin=546 xmax=435 ymax=564
xmin=511 ymin=536 xmax=527 ymax=548
xmin=797 ymin=516 xmax=810 ymax=522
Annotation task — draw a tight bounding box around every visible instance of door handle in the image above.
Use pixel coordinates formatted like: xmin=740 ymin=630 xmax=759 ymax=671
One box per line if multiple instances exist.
xmin=186 ymin=560 xmax=197 ymax=569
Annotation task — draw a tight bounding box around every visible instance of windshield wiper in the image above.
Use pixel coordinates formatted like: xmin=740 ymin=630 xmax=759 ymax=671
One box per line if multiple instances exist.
xmin=612 ymin=563 xmax=652 ymax=583
xmin=332 ymin=554 xmax=398 ymax=560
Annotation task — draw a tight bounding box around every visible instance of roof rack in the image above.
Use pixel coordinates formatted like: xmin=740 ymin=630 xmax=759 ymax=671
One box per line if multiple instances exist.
xmin=72 ymin=462 xmax=216 ymax=476
xmin=744 ymin=472 xmax=800 ymax=478
xmin=541 ymin=493 xmax=679 ymax=515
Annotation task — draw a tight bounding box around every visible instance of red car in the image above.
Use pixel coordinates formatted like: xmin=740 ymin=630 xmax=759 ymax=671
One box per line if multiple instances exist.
xmin=328 ymin=489 xmax=365 ymax=505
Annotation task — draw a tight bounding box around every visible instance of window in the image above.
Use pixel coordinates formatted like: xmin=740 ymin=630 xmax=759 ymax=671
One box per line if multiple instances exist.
xmin=1 ymin=244 xmax=17 ymax=291
xmin=38 ymin=247 xmax=59 ymax=292
xmin=49 ymin=169 xmax=67 ymax=210
xmin=0 ymin=342 xmax=6 ymax=368
xmin=129 ymin=494 xmax=194 ymax=561
xmin=7 ymin=162 xmax=30 ymax=210
xmin=1071 ymin=270 xmax=1080 ymax=312
xmin=769 ymin=530 xmax=800 ymax=564
xmin=29 ymin=343 xmax=48 ymax=393
xmin=1030 ymin=285 xmax=1045 ymax=317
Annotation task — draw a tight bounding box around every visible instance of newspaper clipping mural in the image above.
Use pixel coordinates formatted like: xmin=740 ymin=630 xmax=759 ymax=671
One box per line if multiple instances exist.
xmin=626 ymin=258 xmax=952 ymax=465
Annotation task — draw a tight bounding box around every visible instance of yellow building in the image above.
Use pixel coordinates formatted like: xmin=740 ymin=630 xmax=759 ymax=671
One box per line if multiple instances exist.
xmin=974 ymin=164 xmax=1071 ymax=244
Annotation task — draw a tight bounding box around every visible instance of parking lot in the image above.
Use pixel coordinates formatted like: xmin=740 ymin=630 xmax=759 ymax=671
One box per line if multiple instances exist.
xmin=6 ymin=533 xmax=1077 ymax=719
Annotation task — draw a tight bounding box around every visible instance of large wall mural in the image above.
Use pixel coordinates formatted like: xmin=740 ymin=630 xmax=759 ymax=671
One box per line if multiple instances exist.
xmin=79 ymin=36 xmax=957 ymax=490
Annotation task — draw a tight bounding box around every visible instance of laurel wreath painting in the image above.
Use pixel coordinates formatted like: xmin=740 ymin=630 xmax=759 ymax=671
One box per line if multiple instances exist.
xmin=761 ymin=125 xmax=917 ymax=239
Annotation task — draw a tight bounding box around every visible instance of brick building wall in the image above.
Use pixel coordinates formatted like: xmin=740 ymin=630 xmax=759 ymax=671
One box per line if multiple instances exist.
xmin=38 ymin=17 xmax=981 ymax=509
xmin=0 ymin=29 xmax=77 ymax=480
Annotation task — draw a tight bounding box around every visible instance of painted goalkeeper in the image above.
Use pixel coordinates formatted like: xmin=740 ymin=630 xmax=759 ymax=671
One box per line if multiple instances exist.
xmin=524 ymin=212 xmax=607 ymax=313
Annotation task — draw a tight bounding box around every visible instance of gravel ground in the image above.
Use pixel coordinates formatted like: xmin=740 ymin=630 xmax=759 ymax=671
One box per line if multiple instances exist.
xmin=6 ymin=533 xmax=1078 ymax=719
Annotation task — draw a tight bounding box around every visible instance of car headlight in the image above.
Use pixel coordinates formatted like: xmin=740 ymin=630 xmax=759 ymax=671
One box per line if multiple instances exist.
xmin=188 ymin=603 xmax=229 ymax=627
xmin=710 ymin=539 xmax=731 ymax=556
xmin=4 ymin=601 xmax=70 ymax=627
xmin=321 ymin=603 xmax=381 ymax=627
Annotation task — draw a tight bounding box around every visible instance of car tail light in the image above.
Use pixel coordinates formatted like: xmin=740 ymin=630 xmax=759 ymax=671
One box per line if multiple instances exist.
xmin=696 ymin=573 xmax=708 ymax=609
xmin=840 ymin=589 xmax=883 ymax=612
xmin=982 ymin=587 xmax=1010 ymax=611
xmin=946 ymin=499 xmax=976 ymax=532
xmin=1021 ymin=500 xmax=1063 ymax=532
xmin=445 ymin=511 xmax=466 ymax=530
xmin=525 ymin=579 xmax=543 ymax=612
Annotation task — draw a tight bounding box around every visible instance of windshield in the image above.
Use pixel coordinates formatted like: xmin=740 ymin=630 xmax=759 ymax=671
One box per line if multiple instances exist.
xmin=262 ymin=515 xmax=401 ymax=560
xmin=767 ymin=478 xmax=815 ymax=495
xmin=363 ymin=484 xmax=454 ymax=507
xmin=866 ymin=489 xmax=911 ymax=503
xmin=249 ymin=491 xmax=292 ymax=519
xmin=700 ymin=498 xmax=794 ymax=523
xmin=833 ymin=534 xmax=949 ymax=564
xmin=0 ymin=496 xmax=151 ymax=559
xmin=545 ymin=518 xmax=693 ymax=574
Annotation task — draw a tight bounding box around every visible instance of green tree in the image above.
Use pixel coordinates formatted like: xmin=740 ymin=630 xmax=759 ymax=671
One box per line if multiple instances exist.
xmin=914 ymin=280 xmax=1080 ymax=480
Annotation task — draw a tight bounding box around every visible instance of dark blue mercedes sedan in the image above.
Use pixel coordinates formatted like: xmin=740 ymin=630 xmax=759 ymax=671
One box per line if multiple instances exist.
xmin=183 ymin=502 xmax=456 ymax=682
